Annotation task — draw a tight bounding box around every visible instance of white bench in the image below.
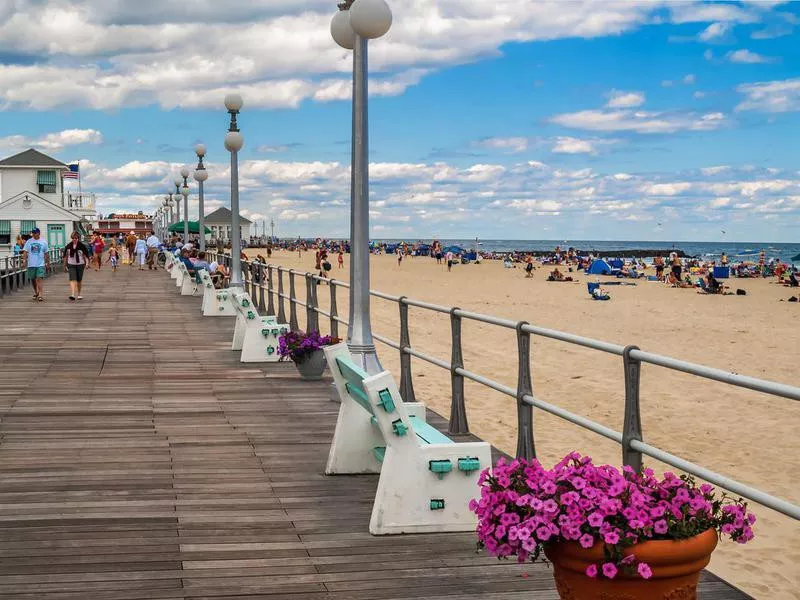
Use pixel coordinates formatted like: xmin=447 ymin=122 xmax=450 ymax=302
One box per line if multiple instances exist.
xmin=200 ymin=277 xmax=236 ymax=317
xmin=323 ymin=343 xmax=490 ymax=535
xmin=230 ymin=289 xmax=289 ymax=362
xmin=175 ymin=261 xmax=203 ymax=296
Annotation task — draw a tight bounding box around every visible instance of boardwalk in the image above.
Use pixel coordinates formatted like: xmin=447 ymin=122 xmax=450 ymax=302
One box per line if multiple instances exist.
xmin=0 ymin=266 xmax=751 ymax=599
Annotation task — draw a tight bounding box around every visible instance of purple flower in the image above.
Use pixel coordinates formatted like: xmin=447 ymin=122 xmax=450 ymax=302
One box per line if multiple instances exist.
xmin=654 ymin=520 xmax=668 ymax=534
xmin=603 ymin=531 xmax=620 ymax=544
xmin=579 ymin=534 xmax=594 ymax=549
xmin=585 ymin=564 xmax=598 ymax=578
xmin=587 ymin=512 xmax=604 ymax=527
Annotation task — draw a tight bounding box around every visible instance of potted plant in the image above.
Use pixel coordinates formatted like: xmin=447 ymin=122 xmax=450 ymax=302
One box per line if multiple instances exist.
xmin=470 ymin=452 xmax=755 ymax=600
xmin=278 ymin=330 xmax=339 ymax=380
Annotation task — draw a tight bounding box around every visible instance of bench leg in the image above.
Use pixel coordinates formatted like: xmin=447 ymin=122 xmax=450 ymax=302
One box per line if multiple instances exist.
xmin=369 ymin=442 xmax=491 ymax=535
xmin=232 ymin=315 xmax=246 ymax=350
xmin=325 ymin=399 xmax=384 ymax=475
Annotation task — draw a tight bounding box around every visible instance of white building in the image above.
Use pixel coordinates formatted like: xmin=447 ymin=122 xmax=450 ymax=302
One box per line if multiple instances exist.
xmin=0 ymin=149 xmax=95 ymax=256
xmin=205 ymin=207 xmax=252 ymax=243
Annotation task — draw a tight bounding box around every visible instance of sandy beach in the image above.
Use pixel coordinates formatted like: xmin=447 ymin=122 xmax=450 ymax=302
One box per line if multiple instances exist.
xmin=248 ymin=248 xmax=799 ymax=600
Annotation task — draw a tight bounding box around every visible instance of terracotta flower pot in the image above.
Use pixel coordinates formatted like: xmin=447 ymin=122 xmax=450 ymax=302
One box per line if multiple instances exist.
xmin=543 ymin=528 xmax=718 ymax=600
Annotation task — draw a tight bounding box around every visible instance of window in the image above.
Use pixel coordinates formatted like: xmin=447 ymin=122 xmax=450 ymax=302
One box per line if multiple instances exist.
xmin=37 ymin=170 xmax=57 ymax=194
xmin=0 ymin=220 xmax=10 ymax=244
xmin=20 ymin=220 xmax=37 ymax=235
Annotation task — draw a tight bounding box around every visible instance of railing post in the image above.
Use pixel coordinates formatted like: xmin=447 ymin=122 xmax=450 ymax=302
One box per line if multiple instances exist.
xmin=515 ymin=321 xmax=536 ymax=460
xmin=257 ymin=264 xmax=267 ymax=314
xmin=398 ymin=297 xmax=416 ymax=403
xmin=622 ymin=345 xmax=643 ymax=472
xmin=448 ymin=307 xmax=468 ymax=434
xmin=266 ymin=266 xmax=275 ymax=316
xmin=277 ymin=267 xmax=287 ymax=323
xmin=306 ymin=273 xmax=319 ymax=333
xmin=329 ymin=280 xmax=339 ymax=339
xmin=288 ymin=270 xmax=299 ymax=332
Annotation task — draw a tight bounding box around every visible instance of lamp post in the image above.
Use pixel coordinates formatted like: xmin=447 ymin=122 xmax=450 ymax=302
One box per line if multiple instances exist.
xmin=224 ymin=93 xmax=244 ymax=288
xmin=164 ymin=195 xmax=175 ymax=225
xmin=180 ymin=166 xmax=190 ymax=242
xmin=173 ymin=176 xmax=183 ymax=234
xmin=194 ymin=144 xmax=208 ymax=251
xmin=331 ymin=0 xmax=392 ymax=373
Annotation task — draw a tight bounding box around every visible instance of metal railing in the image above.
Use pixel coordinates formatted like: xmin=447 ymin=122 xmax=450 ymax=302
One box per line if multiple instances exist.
xmin=1 ymin=248 xmax=64 ymax=299
xmin=204 ymin=252 xmax=800 ymax=521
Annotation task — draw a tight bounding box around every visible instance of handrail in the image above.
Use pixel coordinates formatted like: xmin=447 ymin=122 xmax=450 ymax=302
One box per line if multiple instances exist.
xmin=205 ymin=254 xmax=800 ymax=521
xmin=1 ymin=248 xmax=64 ymax=299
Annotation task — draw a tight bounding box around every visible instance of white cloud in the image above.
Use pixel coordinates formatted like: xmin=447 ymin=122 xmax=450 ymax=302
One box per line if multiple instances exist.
xmin=709 ymin=197 xmax=732 ymax=208
xmin=660 ymin=80 xmax=674 ymax=88
xmin=550 ymin=109 xmax=727 ymax=134
xmin=0 ymin=128 xmax=103 ymax=153
xmin=701 ymin=166 xmax=730 ymax=176
xmin=613 ymin=173 xmax=633 ymax=181
xmin=605 ymin=90 xmax=645 ymax=108
xmin=693 ymin=91 xmax=706 ymax=99
xmin=704 ymin=49 xmax=714 ymax=61
xmin=0 ymin=1 xmax=679 ymax=111
xmin=726 ymin=49 xmax=776 ymax=64
xmin=473 ymin=137 xmax=529 ymax=153
xmin=683 ymin=74 xmax=696 ymax=85
xmin=736 ymin=78 xmax=800 ymax=113
xmin=698 ymin=22 xmax=731 ymax=41
xmin=643 ymin=183 xmax=692 ymax=196
xmin=551 ymin=137 xmax=599 ymax=155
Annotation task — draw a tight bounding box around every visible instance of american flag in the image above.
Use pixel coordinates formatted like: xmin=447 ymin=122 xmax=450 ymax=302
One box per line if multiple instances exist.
xmin=63 ymin=164 xmax=79 ymax=179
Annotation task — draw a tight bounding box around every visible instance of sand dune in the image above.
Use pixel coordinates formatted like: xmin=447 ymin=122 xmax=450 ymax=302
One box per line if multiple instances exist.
xmin=249 ymin=249 xmax=799 ymax=600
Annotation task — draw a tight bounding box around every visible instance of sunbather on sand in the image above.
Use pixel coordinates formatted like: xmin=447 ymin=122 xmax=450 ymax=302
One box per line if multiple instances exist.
xmin=668 ymin=272 xmax=694 ymax=288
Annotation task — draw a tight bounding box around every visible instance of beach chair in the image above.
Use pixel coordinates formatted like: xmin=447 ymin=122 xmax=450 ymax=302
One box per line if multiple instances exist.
xmin=324 ymin=342 xmax=491 ymax=535
xmin=230 ymin=289 xmax=289 ymax=362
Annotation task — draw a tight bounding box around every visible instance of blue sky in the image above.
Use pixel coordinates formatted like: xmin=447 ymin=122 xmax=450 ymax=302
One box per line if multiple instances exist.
xmin=0 ymin=0 xmax=798 ymax=241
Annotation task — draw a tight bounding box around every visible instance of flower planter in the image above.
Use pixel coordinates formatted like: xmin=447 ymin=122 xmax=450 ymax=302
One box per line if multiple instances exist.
xmin=543 ymin=528 xmax=718 ymax=600
xmin=295 ymin=349 xmax=326 ymax=380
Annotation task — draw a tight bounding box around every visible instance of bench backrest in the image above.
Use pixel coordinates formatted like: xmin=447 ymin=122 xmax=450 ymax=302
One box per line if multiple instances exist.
xmin=324 ymin=343 xmax=446 ymax=454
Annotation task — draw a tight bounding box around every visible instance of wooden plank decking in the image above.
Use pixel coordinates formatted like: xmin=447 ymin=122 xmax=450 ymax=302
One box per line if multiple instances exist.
xmin=0 ymin=265 xmax=752 ymax=599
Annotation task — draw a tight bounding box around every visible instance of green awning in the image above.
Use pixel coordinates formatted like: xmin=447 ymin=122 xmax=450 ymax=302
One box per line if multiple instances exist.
xmin=0 ymin=220 xmax=10 ymax=235
xmin=20 ymin=220 xmax=36 ymax=235
xmin=36 ymin=170 xmax=57 ymax=186
xmin=168 ymin=221 xmax=211 ymax=234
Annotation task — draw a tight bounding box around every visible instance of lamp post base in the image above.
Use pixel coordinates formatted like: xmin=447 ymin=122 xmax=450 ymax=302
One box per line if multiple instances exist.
xmin=346 ymin=342 xmax=382 ymax=374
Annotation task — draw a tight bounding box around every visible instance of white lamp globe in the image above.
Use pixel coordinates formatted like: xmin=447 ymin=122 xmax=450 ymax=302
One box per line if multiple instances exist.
xmin=194 ymin=168 xmax=208 ymax=182
xmin=180 ymin=165 xmax=190 ymax=178
xmin=225 ymin=131 xmax=244 ymax=152
xmin=195 ymin=143 xmax=206 ymax=158
xmin=181 ymin=185 xmax=189 ymax=197
xmin=349 ymin=0 xmax=392 ymax=40
xmin=224 ymin=93 xmax=243 ymax=112
xmin=173 ymin=176 xmax=182 ymax=187
xmin=331 ymin=10 xmax=356 ymax=50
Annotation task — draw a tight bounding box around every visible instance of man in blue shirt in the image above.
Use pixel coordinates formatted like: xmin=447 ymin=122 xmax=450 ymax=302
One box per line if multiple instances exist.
xmin=22 ymin=228 xmax=49 ymax=301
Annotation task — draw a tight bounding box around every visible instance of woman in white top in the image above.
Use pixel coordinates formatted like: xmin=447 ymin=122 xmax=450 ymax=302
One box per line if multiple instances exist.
xmin=134 ymin=236 xmax=148 ymax=270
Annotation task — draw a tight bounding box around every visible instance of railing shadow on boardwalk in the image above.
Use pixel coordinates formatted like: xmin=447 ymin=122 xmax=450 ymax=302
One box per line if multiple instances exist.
xmin=0 ymin=264 xmax=752 ymax=599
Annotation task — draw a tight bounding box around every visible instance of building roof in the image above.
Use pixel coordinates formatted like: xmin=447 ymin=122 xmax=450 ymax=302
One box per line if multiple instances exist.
xmin=0 ymin=148 xmax=69 ymax=169
xmin=204 ymin=206 xmax=252 ymax=224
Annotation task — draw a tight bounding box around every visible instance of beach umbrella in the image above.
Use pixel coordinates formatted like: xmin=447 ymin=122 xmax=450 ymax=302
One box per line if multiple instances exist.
xmin=167 ymin=221 xmax=211 ymax=234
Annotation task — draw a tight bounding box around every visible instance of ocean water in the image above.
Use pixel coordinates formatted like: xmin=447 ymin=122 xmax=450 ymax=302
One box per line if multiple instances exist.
xmin=375 ymin=239 xmax=800 ymax=264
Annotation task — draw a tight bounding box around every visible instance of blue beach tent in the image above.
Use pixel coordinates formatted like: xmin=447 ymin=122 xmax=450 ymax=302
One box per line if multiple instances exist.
xmin=586 ymin=259 xmax=614 ymax=275
xmin=442 ymin=245 xmax=465 ymax=254
xmin=608 ymin=258 xmax=624 ymax=269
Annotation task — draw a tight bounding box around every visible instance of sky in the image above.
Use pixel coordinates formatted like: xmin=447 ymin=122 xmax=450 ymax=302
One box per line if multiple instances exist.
xmin=0 ymin=0 xmax=798 ymax=242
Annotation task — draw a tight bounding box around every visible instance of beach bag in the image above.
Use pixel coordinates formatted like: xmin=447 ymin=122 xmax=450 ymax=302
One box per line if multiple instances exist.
xmin=323 ymin=261 xmax=332 ymax=272
xmin=736 ymin=289 xmax=747 ymax=296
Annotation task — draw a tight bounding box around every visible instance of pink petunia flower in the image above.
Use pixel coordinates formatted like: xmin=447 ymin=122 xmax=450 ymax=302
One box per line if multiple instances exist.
xmin=585 ymin=564 xmax=598 ymax=578
xmin=579 ymin=533 xmax=594 ymax=549
xmin=602 ymin=562 xmax=618 ymax=579
xmin=638 ymin=562 xmax=653 ymax=579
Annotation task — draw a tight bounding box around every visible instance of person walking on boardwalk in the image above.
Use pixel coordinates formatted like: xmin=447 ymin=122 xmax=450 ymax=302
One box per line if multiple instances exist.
xmin=91 ymin=233 xmax=105 ymax=271
xmin=63 ymin=231 xmax=89 ymax=301
xmin=22 ymin=227 xmax=49 ymax=302
xmin=145 ymin=230 xmax=160 ymax=270
xmin=125 ymin=231 xmax=138 ymax=266
xmin=134 ymin=235 xmax=148 ymax=270
xmin=106 ymin=244 xmax=121 ymax=272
